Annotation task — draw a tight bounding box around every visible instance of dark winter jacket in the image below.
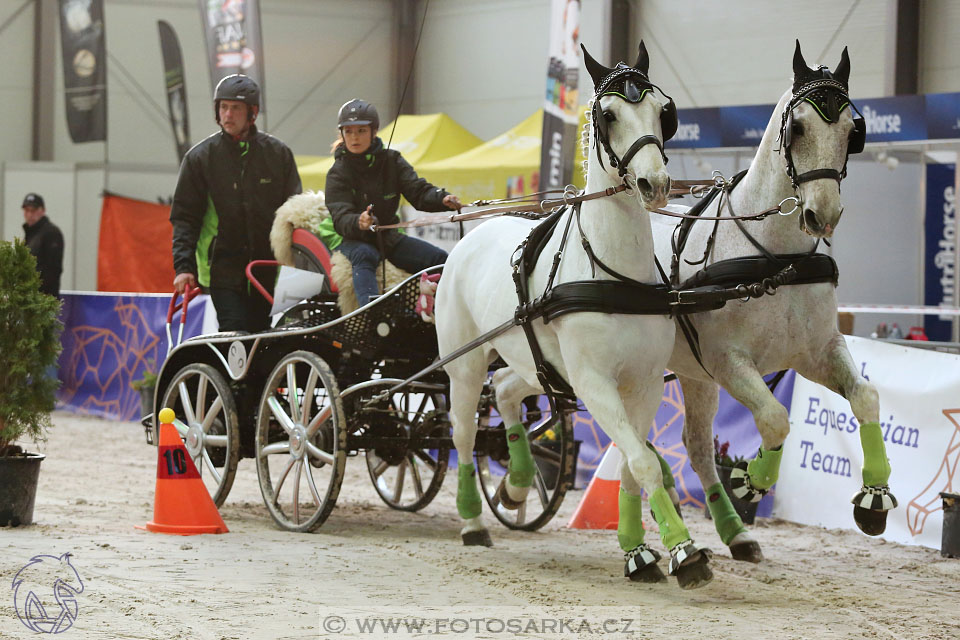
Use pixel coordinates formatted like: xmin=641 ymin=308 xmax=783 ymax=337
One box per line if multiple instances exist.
xmin=23 ymin=215 xmax=64 ymax=297
xmin=170 ymin=125 xmax=301 ymax=291
xmin=325 ymin=137 xmax=451 ymax=252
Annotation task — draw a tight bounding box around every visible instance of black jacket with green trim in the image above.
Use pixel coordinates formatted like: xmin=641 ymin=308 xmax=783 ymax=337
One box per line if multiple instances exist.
xmin=325 ymin=137 xmax=451 ymax=252
xmin=170 ymin=125 xmax=301 ymax=290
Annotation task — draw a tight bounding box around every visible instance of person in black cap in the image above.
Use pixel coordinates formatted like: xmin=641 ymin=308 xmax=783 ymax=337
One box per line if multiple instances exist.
xmin=22 ymin=193 xmax=64 ymax=297
xmin=323 ymin=98 xmax=460 ymax=307
xmin=170 ymin=74 xmax=301 ymax=332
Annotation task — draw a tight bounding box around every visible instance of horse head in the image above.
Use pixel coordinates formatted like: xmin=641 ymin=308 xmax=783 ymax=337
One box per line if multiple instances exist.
xmin=776 ymin=40 xmax=864 ymax=237
xmin=582 ymin=41 xmax=674 ymax=210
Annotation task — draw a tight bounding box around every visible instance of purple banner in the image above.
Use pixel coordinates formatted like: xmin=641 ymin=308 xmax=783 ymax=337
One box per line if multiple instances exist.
xmin=719 ymin=104 xmax=776 ymax=147
xmin=926 ymin=92 xmax=960 ymax=140
xmin=57 ymin=294 xmax=206 ymax=421
xmin=923 ymin=163 xmax=957 ymax=341
xmin=670 ymin=107 xmax=722 ymax=149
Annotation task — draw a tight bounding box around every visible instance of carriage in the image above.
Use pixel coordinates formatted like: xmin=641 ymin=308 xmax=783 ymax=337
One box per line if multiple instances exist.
xmin=144 ymin=241 xmax=578 ymax=533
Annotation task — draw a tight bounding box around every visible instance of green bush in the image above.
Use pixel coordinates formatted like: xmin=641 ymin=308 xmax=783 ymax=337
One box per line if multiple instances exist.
xmin=0 ymin=239 xmax=63 ymax=456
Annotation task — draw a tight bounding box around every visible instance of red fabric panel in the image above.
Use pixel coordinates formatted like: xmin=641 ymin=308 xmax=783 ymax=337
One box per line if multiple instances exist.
xmin=97 ymin=194 xmax=175 ymax=293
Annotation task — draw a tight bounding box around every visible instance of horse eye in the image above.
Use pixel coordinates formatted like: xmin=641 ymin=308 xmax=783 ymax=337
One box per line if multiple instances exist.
xmin=602 ymin=110 xmax=616 ymax=123
xmin=791 ymin=121 xmax=804 ymax=137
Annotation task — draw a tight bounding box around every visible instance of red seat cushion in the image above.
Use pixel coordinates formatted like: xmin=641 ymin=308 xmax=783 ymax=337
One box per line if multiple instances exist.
xmin=291 ymin=228 xmax=339 ymax=293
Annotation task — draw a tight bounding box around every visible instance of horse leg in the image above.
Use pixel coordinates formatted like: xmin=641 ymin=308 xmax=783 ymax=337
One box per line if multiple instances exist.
xmin=678 ymin=374 xmax=762 ymax=563
xmin=581 ymin=377 xmax=712 ymax=589
xmin=797 ymin=332 xmax=897 ymax=535
xmin=617 ymin=461 xmax=666 ymax=583
xmin=446 ymin=354 xmax=493 ymax=547
xmin=644 ymin=440 xmax=681 ymax=518
xmin=711 ymin=353 xmax=788 ymax=504
xmin=490 ymin=367 xmax=540 ymax=509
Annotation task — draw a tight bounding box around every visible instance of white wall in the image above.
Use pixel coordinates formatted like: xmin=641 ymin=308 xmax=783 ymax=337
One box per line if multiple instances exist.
xmin=0 ymin=1 xmax=37 ymax=164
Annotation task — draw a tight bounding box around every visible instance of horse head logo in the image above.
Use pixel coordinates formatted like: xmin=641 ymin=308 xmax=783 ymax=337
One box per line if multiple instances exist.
xmin=12 ymin=552 xmax=85 ymax=634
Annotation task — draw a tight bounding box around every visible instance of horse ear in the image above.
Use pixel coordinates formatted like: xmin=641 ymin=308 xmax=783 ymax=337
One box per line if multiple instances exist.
xmin=793 ymin=39 xmax=810 ymax=80
xmin=834 ymin=46 xmax=851 ymax=86
xmin=634 ymin=41 xmax=650 ymax=76
xmin=581 ymin=43 xmax=612 ymax=87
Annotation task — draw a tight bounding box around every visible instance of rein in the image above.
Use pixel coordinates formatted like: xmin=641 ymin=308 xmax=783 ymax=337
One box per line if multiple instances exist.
xmin=371 ymin=178 xmax=798 ymax=232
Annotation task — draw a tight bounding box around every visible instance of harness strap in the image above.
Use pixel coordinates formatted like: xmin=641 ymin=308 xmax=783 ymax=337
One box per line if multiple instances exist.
xmin=618 ymin=135 xmax=667 ymax=172
xmin=796 ymin=168 xmax=842 ymax=184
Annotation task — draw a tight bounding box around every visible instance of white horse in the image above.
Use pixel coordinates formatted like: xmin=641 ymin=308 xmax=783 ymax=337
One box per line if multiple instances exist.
xmin=648 ymin=41 xmax=895 ymax=562
xmin=436 ymin=43 xmax=714 ymax=589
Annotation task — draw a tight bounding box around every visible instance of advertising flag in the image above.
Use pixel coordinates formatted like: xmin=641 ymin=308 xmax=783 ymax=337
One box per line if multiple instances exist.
xmin=198 ymin=0 xmax=266 ymax=118
xmin=158 ymin=21 xmax=191 ymax=161
xmin=58 ymin=0 xmax=107 ymax=142
xmin=538 ymin=0 xmax=581 ymax=192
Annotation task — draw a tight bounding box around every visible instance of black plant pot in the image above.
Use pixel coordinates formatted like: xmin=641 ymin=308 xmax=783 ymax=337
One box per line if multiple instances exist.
xmin=0 ymin=452 xmax=45 ymax=526
xmin=941 ymin=492 xmax=960 ymax=558
xmin=139 ymin=386 xmax=155 ymax=421
xmin=704 ymin=464 xmax=758 ymax=525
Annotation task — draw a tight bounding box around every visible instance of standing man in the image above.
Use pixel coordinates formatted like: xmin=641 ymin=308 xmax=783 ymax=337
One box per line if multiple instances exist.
xmin=22 ymin=193 xmax=64 ymax=297
xmin=170 ymin=74 xmax=301 ymax=332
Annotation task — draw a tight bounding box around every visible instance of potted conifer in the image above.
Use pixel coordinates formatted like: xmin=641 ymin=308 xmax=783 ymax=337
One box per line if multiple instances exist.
xmin=0 ymin=238 xmax=62 ymax=526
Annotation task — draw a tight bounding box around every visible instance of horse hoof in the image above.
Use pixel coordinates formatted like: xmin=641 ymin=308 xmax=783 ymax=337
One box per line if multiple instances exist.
xmin=494 ymin=479 xmax=525 ymax=511
xmin=628 ymin=563 xmax=667 ymax=583
xmin=730 ymin=540 xmax=764 ymax=563
xmin=675 ymin=552 xmax=713 ymax=590
xmin=853 ymin=506 xmax=888 ymax=536
xmin=624 ymin=544 xmax=665 ymax=583
xmin=461 ymin=529 xmax=493 ymax=547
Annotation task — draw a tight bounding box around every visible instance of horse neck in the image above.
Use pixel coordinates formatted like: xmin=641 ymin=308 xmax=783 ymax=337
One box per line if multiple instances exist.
xmin=719 ymin=97 xmax=818 ymax=257
xmin=577 ymin=162 xmax=658 ymax=281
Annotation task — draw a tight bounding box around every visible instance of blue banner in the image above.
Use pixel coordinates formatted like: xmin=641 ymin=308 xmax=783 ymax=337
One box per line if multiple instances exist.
xmin=926 ymin=92 xmax=960 ymax=140
xmin=923 ymin=163 xmax=957 ymax=341
xmin=720 ymin=104 xmax=775 ymax=147
xmin=671 ymin=107 xmax=722 ymax=148
xmin=57 ymin=294 xmax=207 ymax=421
xmin=859 ymin=94 xmax=926 ymax=143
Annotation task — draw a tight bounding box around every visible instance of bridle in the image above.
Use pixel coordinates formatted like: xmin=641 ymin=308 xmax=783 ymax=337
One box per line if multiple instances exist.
xmin=590 ymin=64 xmax=677 ymax=178
xmin=777 ymin=75 xmax=866 ymax=190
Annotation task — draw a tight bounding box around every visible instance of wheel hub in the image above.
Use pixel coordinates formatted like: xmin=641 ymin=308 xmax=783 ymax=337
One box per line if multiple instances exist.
xmin=185 ymin=423 xmax=204 ymax=459
xmin=290 ymin=425 xmax=308 ymax=460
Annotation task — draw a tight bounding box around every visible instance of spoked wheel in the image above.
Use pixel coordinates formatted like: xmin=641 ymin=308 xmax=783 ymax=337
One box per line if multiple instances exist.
xmin=361 ymin=384 xmax=450 ymax=511
xmin=255 ymin=351 xmax=346 ymax=532
xmin=160 ymin=363 xmax=239 ymax=506
xmin=476 ymin=391 xmax=576 ymax=531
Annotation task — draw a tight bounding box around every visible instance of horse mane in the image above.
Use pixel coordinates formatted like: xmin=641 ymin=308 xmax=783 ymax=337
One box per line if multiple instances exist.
xmin=579 ymin=98 xmax=595 ymax=179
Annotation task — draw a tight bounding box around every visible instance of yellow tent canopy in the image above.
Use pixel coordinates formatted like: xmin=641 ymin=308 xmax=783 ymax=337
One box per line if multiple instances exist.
xmin=417 ymin=107 xmax=591 ymax=205
xmin=295 ymin=113 xmax=482 ymax=192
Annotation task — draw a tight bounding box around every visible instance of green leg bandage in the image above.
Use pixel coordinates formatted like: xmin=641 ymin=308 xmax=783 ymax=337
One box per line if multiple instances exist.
xmin=704 ymin=482 xmax=747 ymax=545
xmin=859 ymin=421 xmax=891 ymax=486
xmin=645 ymin=440 xmax=674 ymax=491
xmin=457 ymin=462 xmax=483 ymax=519
xmin=617 ymin=489 xmax=647 ymax=552
xmin=505 ymin=423 xmax=535 ymax=488
xmin=650 ymin=487 xmax=691 ymax=549
xmin=746 ymin=445 xmax=783 ymax=490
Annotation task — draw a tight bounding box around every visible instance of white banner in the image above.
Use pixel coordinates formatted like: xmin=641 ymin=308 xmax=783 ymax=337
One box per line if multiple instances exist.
xmin=775 ymin=335 xmax=960 ymax=548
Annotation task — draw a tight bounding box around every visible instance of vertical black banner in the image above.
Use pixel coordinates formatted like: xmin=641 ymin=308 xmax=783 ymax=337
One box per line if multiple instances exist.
xmin=539 ymin=0 xmax=581 ymax=190
xmin=198 ymin=0 xmax=266 ymax=120
xmin=157 ymin=21 xmax=191 ymax=161
xmin=58 ymin=0 xmax=107 ymax=143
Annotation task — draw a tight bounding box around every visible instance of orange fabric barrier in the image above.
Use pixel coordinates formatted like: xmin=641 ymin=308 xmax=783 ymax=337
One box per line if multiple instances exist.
xmin=97 ymin=194 xmax=174 ymax=293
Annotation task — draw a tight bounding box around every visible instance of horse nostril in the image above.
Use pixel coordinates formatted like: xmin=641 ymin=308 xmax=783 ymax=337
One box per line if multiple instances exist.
xmin=636 ymin=178 xmax=652 ymax=193
xmin=803 ymin=208 xmax=820 ymax=230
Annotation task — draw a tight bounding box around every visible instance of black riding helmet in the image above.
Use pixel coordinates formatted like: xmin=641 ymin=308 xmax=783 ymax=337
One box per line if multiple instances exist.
xmin=214 ymin=74 xmax=260 ymax=122
xmin=338 ymin=99 xmax=379 ymax=130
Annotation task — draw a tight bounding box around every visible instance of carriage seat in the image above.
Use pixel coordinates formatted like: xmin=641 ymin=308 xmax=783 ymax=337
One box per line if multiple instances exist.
xmin=271 ymin=190 xmax=412 ymax=314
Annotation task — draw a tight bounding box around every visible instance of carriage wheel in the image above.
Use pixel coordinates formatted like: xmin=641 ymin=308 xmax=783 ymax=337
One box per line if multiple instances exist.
xmin=476 ymin=392 xmax=575 ymax=531
xmin=255 ymin=351 xmax=346 ymax=533
xmin=362 ymin=386 xmax=450 ymax=512
xmin=159 ymin=363 xmax=239 ymax=507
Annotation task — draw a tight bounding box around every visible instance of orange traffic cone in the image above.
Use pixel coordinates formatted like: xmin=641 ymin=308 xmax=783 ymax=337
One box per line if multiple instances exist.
xmin=141 ymin=408 xmax=228 ymax=535
xmin=567 ymin=443 xmax=622 ymax=529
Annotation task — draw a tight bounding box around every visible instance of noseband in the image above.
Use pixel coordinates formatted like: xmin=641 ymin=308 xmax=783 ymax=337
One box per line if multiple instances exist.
xmin=591 ymin=64 xmax=676 ymax=178
xmin=778 ymin=76 xmax=866 ymax=189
